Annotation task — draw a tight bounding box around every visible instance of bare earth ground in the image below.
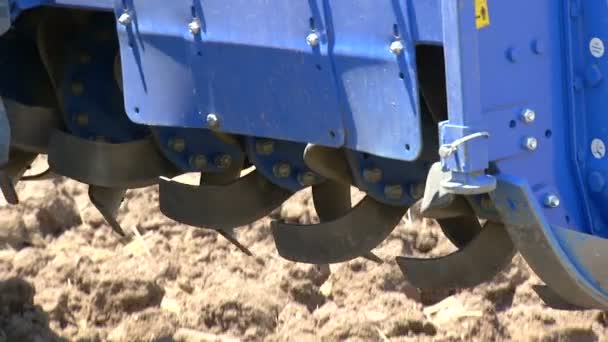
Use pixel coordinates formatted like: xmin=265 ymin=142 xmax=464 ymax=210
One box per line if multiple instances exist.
xmin=0 ymin=162 xmax=608 ymax=341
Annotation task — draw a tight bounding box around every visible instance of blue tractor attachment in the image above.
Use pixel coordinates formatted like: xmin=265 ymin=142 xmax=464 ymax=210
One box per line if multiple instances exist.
xmin=1 ymin=0 xmax=608 ymax=310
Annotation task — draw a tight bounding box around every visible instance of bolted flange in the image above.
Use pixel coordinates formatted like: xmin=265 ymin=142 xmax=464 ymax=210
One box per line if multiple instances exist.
xmin=256 ymin=140 xmax=275 ymax=155
xmin=215 ymin=154 xmax=233 ymax=169
xmin=189 ymin=154 xmax=207 ymax=170
xmin=169 ymin=138 xmax=186 ymax=153
xmin=363 ymin=168 xmax=383 ymax=184
xmin=273 ymin=163 xmax=292 ymax=179
xmin=384 ymin=184 xmax=404 ymax=200
xmin=297 ymin=171 xmax=317 ymax=186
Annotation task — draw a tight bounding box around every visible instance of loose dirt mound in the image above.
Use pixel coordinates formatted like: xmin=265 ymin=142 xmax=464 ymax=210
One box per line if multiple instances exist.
xmin=0 ymin=172 xmax=607 ymax=341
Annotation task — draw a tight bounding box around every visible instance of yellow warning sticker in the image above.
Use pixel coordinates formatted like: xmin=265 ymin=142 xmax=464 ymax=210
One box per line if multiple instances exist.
xmin=475 ymin=0 xmax=490 ymax=29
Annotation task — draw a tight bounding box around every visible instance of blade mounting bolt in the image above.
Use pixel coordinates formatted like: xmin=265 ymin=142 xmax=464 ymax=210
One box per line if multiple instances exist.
xmin=544 ymin=194 xmax=560 ymax=208
xmin=384 ymin=184 xmax=403 ymax=200
xmin=169 ymin=138 xmax=186 ymax=153
xmin=118 ymin=12 xmax=132 ymax=26
xmin=521 ymin=109 xmax=536 ymax=124
xmin=71 ymin=82 xmax=84 ymax=96
xmin=389 ymin=40 xmax=405 ymax=55
xmin=206 ymin=113 xmax=220 ymax=130
xmin=363 ymin=168 xmax=383 ymax=184
xmin=273 ymin=163 xmax=292 ymax=178
xmin=188 ymin=19 xmax=201 ymax=35
xmin=75 ymin=113 xmax=89 ymax=126
xmin=256 ymin=140 xmax=275 ymax=155
xmin=409 ymin=182 xmax=425 ymax=200
xmin=189 ymin=155 xmax=207 ymax=170
xmin=306 ymin=32 xmax=320 ymax=47
xmin=215 ymin=154 xmax=232 ymax=169
xmin=297 ymin=171 xmax=317 ymax=186
xmin=523 ymin=137 xmax=538 ymax=151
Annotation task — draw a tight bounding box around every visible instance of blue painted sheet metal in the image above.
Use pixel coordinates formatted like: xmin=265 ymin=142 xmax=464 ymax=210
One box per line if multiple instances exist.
xmin=442 ymin=0 xmax=589 ymax=234
xmin=117 ymin=0 xmax=345 ymax=149
xmin=329 ymin=1 xmax=422 ymax=160
xmin=116 ymin=0 xmax=442 ymax=161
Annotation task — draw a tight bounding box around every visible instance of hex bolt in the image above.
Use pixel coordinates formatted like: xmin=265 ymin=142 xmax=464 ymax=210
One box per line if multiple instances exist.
xmin=273 ymin=163 xmax=292 ymax=179
xmin=79 ymin=53 xmax=92 ymax=64
xmin=306 ymin=32 xmax=320 ymax=47
xmin=188 ymin=19 xmax=201 ymax=35
xmin=298 ymin=171 xmax=317 ymax=186
xmin=544 ymin=194 xmax=560 ymax=208
xmin=521 ymin=109 xmax=536 ymax=124
xmin=206 ymin=113 xmax=220 ymax=130
xmin=409 ymin=182 xmax=425 ymax=200
xmin=363 ymin=168 xmax=383 ymax=184
xmin=523 ymin=137 xmax=538 ymax=151
xmin=256 ymin=140 xmax=275 ymax=155
xmin=389 ymin=40 xmax=405 ymax=55
xmin=75 ymin=113 xmax=89 ymax=126
xmin=71 ymin=82 xmax=84 ymax=96
xmin=189 ymin=155 xmax=207 ymax=170
xmin=169 ymin=138 xmax=186 ymax=153
xmin=384 ymin=185 xmax=404 ymax=200
xmin=117 ymin=12 xmax=132 ymax=26
xmin=215 ymin=154 xmax=233 ymax=169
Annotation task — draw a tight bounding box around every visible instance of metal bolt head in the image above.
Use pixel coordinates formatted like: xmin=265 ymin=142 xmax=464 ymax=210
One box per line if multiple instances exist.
xmin=544 ymin=194 xmax=560 ymax=208
xmin=71 ymin=82 xmax=84 ymax=96
xmin=409 ymin=182 xmax=425 ymax=200
xmin=273 ymin=163 xmax=292 ymax=179
xmin=363 ymin=168 xmax=383 ymax=184
xmin=521 ymin=109 xmax=536 ymax=124
xmin=75 ymin=114 xmax=89 ymax=126
xmin=206 ymin=113 xmax=220 ymax=130
xmin=189 ymin=155 xmax=207 ymax=170
xmin=169 ymin=138 xmax=186 ymax=153
xmin=215 ymin=154 xmax=233 ymax=169
xmin=298 ymin=171 xmax=317 ymax=186
xmin=384 ymin=185 xmax=404 ymax=200
xmin=306 ymin=32 xmax=320 ymax=47
xmin=256 ymin=140 xmax=275 ymax=155
xmin=389 ymin=40 xmax=405 ymax=55
xmin=188 ymin=19 xmax=201 ymax=35
xmin=118 ymin=12 xmax=132 ymax=26
xmin=524 ymin=137 xmax=538 ymax=151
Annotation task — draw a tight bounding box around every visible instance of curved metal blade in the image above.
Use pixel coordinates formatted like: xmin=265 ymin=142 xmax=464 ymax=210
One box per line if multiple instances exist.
xmin=0 ymin=150 xmax=38 ymax=205
xmin=0 ymin=98 xmax=9 ymax=166
xmin=532 ymin=285 xmax=583 ymax=311
xmin=310 ymin=180 xmax=383 ymax=263
xmin=272 ymin=196 xmax=408 ymax=264
xmin=5 ymin=99 xmax=60 ymax=153
xmin=312 ymin=179 xmax=351 ymax=221
xmin=396 ymin=222 xmax=515 ymax=289
xmin=303 ymin=144 xmax=352 ymax=184
xmin=159 ymin=170 xmax=292 ymax=231
xmin=437 ymin=216 xmax=483 ymax=249
xmin=88 ymin=185 xmax=127 ymax=237
xmin=48 ymin=130 xmax=176 ymax=188
xmin=21 ymin=168 xmax=55 ymax=182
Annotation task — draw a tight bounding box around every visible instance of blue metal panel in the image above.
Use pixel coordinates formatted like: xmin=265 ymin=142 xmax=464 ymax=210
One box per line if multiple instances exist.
xmin=115 ymin=0 xmax=443 ymax=161
xmin=441 ymin=0 xmax=588 ymax=234
xmin=116 ymin=0 xmax=345 ymax=148
xmin=329 ymin=0 xmax=423 ymax=160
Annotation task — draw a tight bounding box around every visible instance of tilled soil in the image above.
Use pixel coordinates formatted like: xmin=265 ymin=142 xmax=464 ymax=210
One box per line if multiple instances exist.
xmin=0 ymin=168 xmax=607 ymax=341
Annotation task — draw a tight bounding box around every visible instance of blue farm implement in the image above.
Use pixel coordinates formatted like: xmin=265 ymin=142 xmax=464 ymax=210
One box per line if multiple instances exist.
xmin=1 ymin=0 xmax=607 ymax=310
